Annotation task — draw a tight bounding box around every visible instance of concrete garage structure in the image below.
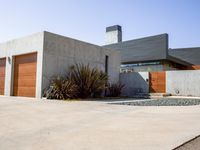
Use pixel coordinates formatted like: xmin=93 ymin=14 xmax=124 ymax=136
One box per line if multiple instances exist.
xmin=0 ymin=31 xmax=120 ymax=98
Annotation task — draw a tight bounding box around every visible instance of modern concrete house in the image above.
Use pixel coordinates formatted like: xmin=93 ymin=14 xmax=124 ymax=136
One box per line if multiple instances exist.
xmin=0 ymin=31 xmax=120 ymax=98
xmin=104 ymin=25 xmax=200 ymax=72
xmin=103 ymin=25 xmax=200 ymax=95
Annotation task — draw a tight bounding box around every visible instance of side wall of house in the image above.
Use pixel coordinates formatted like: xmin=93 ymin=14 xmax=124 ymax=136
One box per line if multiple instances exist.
xmin=42 ymin=32 xmax=120 ymax=92
xmin=0 ymin=32 xmax=44 ymax=98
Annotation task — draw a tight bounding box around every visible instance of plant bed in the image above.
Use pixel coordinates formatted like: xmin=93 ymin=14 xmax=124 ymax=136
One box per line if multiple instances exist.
xmin=45 ymin=63 xmax=125 ymax=100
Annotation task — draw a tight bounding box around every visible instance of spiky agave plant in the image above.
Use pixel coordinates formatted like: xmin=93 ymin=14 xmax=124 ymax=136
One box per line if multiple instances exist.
xmin=90 ymin=70 xmax=108 ymax=97
xmin=46 ymin=76 xmax=78 ymax=100
xmin=69 ymin=64 xmax=108 ymax=99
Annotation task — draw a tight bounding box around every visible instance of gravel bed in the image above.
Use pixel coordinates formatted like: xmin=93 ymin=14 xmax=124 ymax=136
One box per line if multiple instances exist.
xmin=115 ymin=98 xmax=200 ymax=106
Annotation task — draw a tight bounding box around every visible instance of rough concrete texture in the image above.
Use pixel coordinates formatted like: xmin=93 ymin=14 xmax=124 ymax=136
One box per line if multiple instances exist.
xmin=166 ymin=70 xmax=200 ymax=97
xmin=105 ymin=30 xmax=122 ymax=45
xmin=1 ymin=96 xmax=200 ymax=150
xmin=104 ymin=34 xmax=168 ymax=63
xmin=120 ymin=70 xmax=200 ymax=97
xmin=43 ymin=31 xmax=121 ymax=91
xmin=120 ymin=72 xmax=149 ymax=96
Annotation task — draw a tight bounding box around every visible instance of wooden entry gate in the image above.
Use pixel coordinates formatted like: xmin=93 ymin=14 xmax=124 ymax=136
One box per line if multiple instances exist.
xmin=149 ymin=71 xmax=166 ymax=93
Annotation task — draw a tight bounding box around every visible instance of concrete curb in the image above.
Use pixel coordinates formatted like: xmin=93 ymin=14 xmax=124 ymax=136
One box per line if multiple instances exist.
xmin=173 ymin=135 xmax=200 ymax=150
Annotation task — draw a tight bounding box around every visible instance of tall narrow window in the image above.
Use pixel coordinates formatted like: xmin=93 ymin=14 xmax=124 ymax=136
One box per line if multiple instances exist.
xmin=105 ymin=55 xmax=109 ymax=74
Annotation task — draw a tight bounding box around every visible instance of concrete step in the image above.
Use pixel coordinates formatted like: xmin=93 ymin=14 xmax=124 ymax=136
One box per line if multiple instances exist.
xmin=132 ymin=93 xmax=150 ymax=98
xmin=149 ymin=93 xmax=171 ymax=99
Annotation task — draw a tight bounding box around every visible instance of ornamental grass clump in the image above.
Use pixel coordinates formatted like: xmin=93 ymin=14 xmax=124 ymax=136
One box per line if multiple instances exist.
xmin=107 ymin=82 xmax=124 ymax=97
xmin=69 ymin=64 xmax=108 ymax=98
xmin=46 ymin=76 xmax=78 ymax=100
xmin=46 ymin=63 xmax=108 ymax=100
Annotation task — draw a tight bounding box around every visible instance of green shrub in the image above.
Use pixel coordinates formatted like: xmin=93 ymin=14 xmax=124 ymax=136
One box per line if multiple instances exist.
xmin=107 ymin=82 xmax=124 ymax=97
xmin=46 ymin=76 xmax=78 ymax=100
xmin=69 ymin=64 xmax=108 ymax=98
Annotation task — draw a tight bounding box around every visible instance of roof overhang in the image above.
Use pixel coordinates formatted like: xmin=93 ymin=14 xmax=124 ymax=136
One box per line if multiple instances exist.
xmin=167 ymin=55 xmax=192 ymax=66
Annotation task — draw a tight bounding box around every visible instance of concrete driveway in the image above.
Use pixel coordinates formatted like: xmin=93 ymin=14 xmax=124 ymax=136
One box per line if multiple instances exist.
xmin=0 ymin=96 xmax=200 ymax=150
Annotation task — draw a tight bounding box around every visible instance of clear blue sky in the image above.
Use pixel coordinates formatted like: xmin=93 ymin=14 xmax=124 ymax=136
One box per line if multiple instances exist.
xmin=0 ymin=0 xmax=199 ymax=48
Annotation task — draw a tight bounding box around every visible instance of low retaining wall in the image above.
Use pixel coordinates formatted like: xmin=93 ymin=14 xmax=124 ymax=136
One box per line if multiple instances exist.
xmin=120 ymin=72 xmax=149 ymax=97
xmin=120 ymin=70 xmax=200 ymax=97
xmin=166 ymin=70 xmax=200 ymax=97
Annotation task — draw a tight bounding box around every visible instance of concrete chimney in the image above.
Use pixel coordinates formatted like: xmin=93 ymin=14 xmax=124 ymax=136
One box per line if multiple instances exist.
xmin=105 ymin=25 xmax=122 ymax=44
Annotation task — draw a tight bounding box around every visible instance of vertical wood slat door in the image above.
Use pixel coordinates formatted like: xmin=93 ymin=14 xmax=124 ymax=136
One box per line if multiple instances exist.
xmin=13 ymin=53 xmax=37 ymax=97
xmin=149 ymin=71 xmax=166 ymax=93
xmin=0 ymin=58 xmax=6 ymax=95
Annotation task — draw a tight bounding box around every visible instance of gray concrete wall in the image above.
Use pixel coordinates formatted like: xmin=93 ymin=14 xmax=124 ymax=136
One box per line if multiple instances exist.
xmin=169 ymin=47 xmax=200 ymax=65
xmin=166 ymin=70 xmax=200 ymax=97
xmin=42 ymin=32 xmax=121 ymax=92
xmin=120 ymin=72 xmax=149 ymax=97
xmin=0 ymin=32 xmax=44 ymax=98
xmin=104 ymin=34 xmax=168 ymax=63
xmin=119 ymin=70 xmax=200 ymax=97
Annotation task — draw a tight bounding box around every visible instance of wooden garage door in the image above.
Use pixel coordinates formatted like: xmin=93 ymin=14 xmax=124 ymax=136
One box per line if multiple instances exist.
xmin=13 ymin=53 xmax=37 ymax=97
xmin=0 ymin=58 xmax=6 ymax=95
xmin=149 ymin=72 xmax=166 ymax=93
